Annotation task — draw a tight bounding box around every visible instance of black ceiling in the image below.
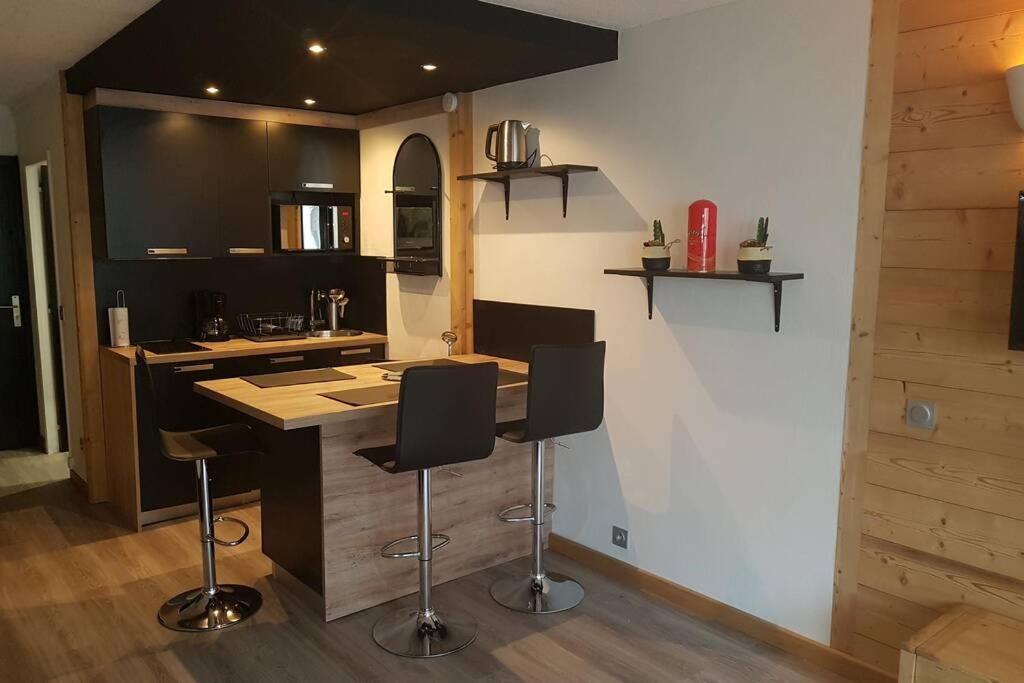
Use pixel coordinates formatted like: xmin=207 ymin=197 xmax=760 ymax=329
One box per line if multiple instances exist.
xmin=65 ymin=0 xmax=618 ymax=115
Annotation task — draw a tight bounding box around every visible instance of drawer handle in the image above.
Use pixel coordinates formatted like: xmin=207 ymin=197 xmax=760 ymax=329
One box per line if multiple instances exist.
xmin=228 ymin=247 xmax=265 ymax=255
xmin=147 ymin=248 xmax=188 ymax=255
xmin=269 ymin=355 xmax=304 ymax=364
xmin=173 ymin=363 xmax=215 ymax=373
xmin=339 ymin=347 xmax=372 ymax=356
xmin=301 ymin=182 xmax=334 ymax=189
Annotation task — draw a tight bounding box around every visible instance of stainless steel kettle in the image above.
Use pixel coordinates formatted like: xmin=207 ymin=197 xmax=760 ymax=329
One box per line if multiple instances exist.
xmin=485 ymin=120 xmax=533 ymax=170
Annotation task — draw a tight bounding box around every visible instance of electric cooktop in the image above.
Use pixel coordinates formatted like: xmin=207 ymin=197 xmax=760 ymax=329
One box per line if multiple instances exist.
xmin=138 ymin=339 xmax=206 ymax=355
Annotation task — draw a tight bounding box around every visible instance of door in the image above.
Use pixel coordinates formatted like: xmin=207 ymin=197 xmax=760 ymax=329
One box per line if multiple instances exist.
xmin=91 ymin=107 xmax=219 ymax=259
xmin=216 ymin=118 xmax=272 ymax=255
xmin=267 ymin=123 xmax=359 ymax=193
xmin=38 ymin=167 xmax=68 ymax=452
xmin=0 ymin=156 xmax=40 ymax=449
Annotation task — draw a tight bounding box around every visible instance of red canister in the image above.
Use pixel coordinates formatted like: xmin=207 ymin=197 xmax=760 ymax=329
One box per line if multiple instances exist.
xmin=687 ymin=199 xmax=717 ymax=273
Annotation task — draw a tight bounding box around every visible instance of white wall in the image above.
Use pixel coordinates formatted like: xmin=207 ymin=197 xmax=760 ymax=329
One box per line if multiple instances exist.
xmin=0 ymin=106 xmax=16 ymax=155
xmin=360 ymin=115 xmax=453 ymax=359
xmin=470 ymin=0 xmax=871 ymax=642
xmin=12 ymin=76 xmax=83 ymax=472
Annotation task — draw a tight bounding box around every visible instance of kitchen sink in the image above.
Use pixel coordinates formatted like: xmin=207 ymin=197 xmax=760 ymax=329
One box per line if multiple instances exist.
xmin=307 ymin=329 xmax=364 ymax=338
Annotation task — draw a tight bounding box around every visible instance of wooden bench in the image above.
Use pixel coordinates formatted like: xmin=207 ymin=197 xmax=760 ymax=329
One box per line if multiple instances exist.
xmin=899 ymin=606 xmax=1024 ymax=682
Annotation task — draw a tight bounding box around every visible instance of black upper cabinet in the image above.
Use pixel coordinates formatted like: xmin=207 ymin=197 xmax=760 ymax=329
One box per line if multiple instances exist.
xmin=89 ymin=107 xmax=220 ymax=259
xmin=215 ymin=118 xmax=272 ymax=255
xmin=268 ymin=123 xmax=360 ymax=193
xmin=87 ymin=108 xmax=360 ymax=259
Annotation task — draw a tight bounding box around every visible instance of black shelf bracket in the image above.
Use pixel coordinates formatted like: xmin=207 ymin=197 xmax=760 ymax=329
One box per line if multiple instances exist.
xmin=536 ymin=168 xmax=571 ymax=217
xmin=482 ymin=177 xmax=512 ymax=220
xmin=773 ymin=281 xmax=783 ymax=333
xmin=645 ymin=275 xmax=655 ymax=320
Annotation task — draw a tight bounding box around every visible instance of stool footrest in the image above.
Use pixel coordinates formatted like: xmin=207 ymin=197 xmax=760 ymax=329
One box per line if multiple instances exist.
xmin=209 ymin=516 xmax=249 ymax=547
xmin=498 ymin=502 xmax=557 ymax=523
xmin=381 ymin=533 xmax=451 ymax=559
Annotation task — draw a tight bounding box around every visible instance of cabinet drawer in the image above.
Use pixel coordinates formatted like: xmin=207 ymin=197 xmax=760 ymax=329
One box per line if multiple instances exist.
xmin=304 ymin=344 xmax=384 ymax=368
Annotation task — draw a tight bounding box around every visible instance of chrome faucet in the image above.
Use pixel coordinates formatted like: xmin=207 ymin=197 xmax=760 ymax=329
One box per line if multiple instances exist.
xmin=441 ymin=330 xmax=458 ymax=356
xmin=309 ymin=289 xmax=326 ymax=331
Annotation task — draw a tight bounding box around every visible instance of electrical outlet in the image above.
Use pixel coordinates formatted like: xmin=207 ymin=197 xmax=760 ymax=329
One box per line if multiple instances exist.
xmin=906 ymin=399 xmax=937 ymax=430
xmin=612 ymin=526 xmax=628 ymax=549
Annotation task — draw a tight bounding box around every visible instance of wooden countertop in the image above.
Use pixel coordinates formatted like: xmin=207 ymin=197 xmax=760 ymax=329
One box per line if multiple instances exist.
xmin=104 ymin=332 xmax=389 ymax=365
xmin=195 ymin=354 xmax=527 ymax=430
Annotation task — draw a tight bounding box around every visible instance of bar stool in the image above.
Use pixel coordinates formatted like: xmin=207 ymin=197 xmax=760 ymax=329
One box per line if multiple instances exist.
xmin=491 ymin=341 xmax=606 ymax=614
xmin=135 ymin=347 xmax=264 ymax=632
xmin=355 ymin=361 xmax=499 ymax=658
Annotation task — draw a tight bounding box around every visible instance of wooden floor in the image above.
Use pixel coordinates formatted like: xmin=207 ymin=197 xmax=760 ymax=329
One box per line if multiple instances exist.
xmin=0 ymin=449 xmax=856 ymax=682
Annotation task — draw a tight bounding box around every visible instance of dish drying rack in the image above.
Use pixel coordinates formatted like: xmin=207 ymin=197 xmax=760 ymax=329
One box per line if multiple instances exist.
xmin=237 ymin=312 xmax=306 ymax=342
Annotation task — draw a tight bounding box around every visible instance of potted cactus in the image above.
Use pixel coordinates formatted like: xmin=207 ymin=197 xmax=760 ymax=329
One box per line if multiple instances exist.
xmin=737 ymin=217 xmax=773 ymax=274
xmin=642 ymin=219 xmax=680 ymax=271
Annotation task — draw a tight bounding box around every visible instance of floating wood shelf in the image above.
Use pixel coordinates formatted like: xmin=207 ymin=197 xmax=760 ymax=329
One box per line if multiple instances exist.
xmin=457 ymin=164 xmax=598 ymax=219
xmin=604 ymin=268 xmax=805 ymax=332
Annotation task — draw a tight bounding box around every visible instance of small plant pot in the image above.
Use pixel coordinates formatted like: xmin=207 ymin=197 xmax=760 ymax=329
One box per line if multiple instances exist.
xmin=737 ymin=245 xmax=773 ymax=275
xmin=642 ymin=245 xmax=672 ymax=271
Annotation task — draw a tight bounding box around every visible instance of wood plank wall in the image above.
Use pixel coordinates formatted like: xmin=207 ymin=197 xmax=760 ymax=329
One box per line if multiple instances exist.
xmin=846 ymin=0 xmax=1024 ymax=674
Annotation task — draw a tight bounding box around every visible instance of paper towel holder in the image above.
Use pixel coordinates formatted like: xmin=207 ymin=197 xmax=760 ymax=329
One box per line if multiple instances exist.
xmin=108 ymin=289 xmax=131 ymax=348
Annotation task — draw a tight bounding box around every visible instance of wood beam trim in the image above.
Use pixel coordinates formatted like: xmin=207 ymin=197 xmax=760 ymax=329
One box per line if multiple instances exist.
xmin=550 ymin=535 xmax=895 ymax=683
xmin=60 ymin=74 xmax=108 ymax=503
xmin=355 ymin=95 xmax=448 ymax=130
xmin=832 ymin=0 xmax=901 ymax=652
xmin=88 ymin=88 xmax=358 ymax=129
xmin=448 ymin=93 xmax=474 ymax=354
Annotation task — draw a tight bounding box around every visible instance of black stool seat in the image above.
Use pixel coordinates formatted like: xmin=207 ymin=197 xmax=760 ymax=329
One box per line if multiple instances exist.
xmin=159 ymin=423 xmax=262 ymax=462
xmin=495 ymin=419 xmax=528 ymax=443
xmin=354 ymin=444 xmax=398 ymax=472
xmin=355 ymin=362 xmax=500 ymax=474
xmin=135 ymin=346 xmax=263 ymax=633
xmin=354 ymin=361 xmax=499 ymax=658
xmin=490 ymin=341 xmax=605 ymax=615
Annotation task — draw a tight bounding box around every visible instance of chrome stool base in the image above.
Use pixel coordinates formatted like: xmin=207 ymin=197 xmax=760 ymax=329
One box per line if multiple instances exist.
xmin=158 ymin=584 xmax=262 ymax=632
xmin=490 ymin=571 xmax=584 ymax=614
xmin=372 ymin=604 xmax=477 ymax=658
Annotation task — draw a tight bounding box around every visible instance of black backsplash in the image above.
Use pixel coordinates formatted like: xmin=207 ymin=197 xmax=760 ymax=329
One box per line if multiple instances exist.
xmin=93 ymin=254 xmax=387 ymax=345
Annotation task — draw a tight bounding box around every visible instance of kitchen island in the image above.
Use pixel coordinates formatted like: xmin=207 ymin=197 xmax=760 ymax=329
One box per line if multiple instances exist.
xmin=195 ymin=354 xmax=552 ymax=621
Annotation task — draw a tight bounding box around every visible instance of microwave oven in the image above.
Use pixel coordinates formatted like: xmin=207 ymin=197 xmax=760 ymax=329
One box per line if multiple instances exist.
xmin=271 ymin=191 xmax=356 ymax=253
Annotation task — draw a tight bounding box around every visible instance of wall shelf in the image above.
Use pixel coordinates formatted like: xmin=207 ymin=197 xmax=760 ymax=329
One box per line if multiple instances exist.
xmin=377 ymin=256 xmax=441 ymax=276
xmin=604 ymin=268 xmax=805 ymax=332
xmin=457 ymin=164 xmax=598 ymax=220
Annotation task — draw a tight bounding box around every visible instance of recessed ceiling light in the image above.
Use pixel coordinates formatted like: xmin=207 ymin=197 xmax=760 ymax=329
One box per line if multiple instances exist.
xmin=421 ymin=64 xmax=437 ymax=71
xmin=304 ymin=98 xmax=317 ymax=106
xmin=308 ymin=43 xmax=326 ymax=54
xmin=205 ymin=85 xmax=220 ymax=95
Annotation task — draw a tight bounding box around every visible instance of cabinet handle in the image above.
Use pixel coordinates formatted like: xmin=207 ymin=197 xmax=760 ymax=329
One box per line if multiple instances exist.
xmin=301 ymin=182 xmax=334 ymax=190
xmin=147 ymin=248 xmax=188 ymax=255
xmin=339 ymin=347 xmax=372 ymax=356
xmin=173 ymin=363 xmax=215 ymax=373
xmin=269 ymin=355 xmax=304 ymax=364
xmin=228 ymin=247 xmax=265 ymax=255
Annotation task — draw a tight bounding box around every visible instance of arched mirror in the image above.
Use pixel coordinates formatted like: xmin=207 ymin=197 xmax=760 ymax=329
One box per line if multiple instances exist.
xmin=389 ymin=134 xmax=441 ymax=276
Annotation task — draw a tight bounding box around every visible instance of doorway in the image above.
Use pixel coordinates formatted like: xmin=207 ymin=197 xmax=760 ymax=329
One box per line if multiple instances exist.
xmin=0 ymin=156 xmax=39 ymax=449
xmin=22 ymin=160 xmax=69 ymax=455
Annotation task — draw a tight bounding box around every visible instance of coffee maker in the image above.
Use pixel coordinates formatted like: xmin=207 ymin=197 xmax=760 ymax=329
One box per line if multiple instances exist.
xmin=193 ymin=290 xmax=230 ymax=342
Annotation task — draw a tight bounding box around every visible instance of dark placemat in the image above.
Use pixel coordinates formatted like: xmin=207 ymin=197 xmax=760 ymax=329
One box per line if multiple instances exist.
xmin=373 ymin=358 xmax=461 ymax=372
xmin=320 ymin=369 xmax=528 ymax=407
xmin=321 ymin=384 xmax=400 ymax=406
xmin=242 ymin=368 xmax=355 ymax=388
